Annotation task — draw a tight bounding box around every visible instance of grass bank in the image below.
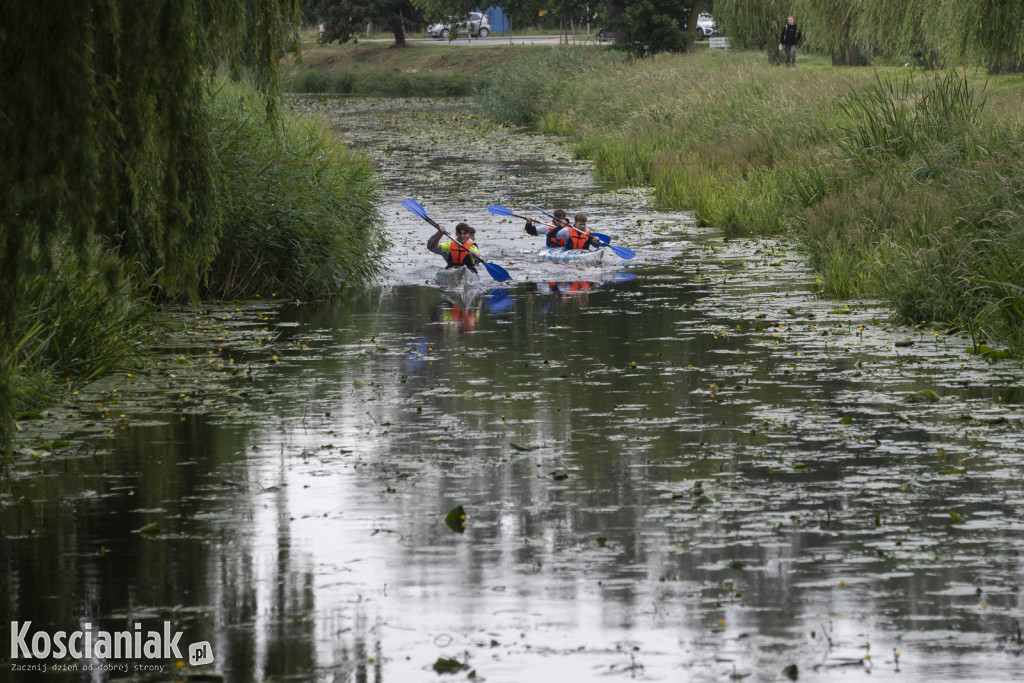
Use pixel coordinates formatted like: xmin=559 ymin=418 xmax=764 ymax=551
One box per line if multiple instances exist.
xmin=478 ymin=47 xmax=1024 ymax=352
xmin=282 ymin=35 xmax=537 ymax=96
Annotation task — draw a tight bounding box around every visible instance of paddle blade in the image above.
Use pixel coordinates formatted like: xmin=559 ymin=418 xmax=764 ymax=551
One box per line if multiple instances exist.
xmin=531 ymin=205 xmax=555 ymax=219
xmin=482 ymin=261 xmax=512 ymax=282
xmin=605 ymin=243 xmax=636 ymax=260
xmin=487 ymin=204 xmax=514 ymax=217
xmin=592 ymin=231 xmax=611 ymax=243
xmin=401 ymin=197 xmax=429 ymax=220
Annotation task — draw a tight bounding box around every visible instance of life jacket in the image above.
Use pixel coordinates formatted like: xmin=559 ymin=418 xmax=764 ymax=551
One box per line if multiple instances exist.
xmin=566 ymin=227 xmax=593 ymax=250
xmin=447 ymin=238 xmax=478 ymax=271
xmin=545 ymin=224 xmax=565 ymax=248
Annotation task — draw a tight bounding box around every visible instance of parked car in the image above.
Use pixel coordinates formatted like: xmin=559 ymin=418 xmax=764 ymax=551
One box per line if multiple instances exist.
xmin=427 ymin=12 xmax=490 ymax=39
xmin=696 ymin=14 xmax=717 ymax=40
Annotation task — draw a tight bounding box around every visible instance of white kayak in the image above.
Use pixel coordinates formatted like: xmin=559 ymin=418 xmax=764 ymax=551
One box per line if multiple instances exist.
xmin=536 ymin=247 xmax=606 ymax=266
xmin=435 ymin=265 xmax=481 ymax=289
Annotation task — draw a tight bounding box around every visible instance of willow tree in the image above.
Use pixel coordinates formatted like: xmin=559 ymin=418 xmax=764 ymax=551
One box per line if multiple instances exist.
xmin=713 ymin=0 xmax=786 ymax=63
xmin=716 ymin=0 xmax=1024 ymax=70
xmin=858 ymin=0 xmax=1024 ymax=72
xmin=0 ymin=0 xmax=299 ymax=453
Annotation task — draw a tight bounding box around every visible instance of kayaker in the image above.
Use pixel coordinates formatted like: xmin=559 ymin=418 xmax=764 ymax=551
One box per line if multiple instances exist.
xmin=556 ymin=213 xmax=601 ymax=250
xmin=524 ymin=210 xmax=568 ymax=247
xmin=428 ymin=222 xmax=480 ymax=272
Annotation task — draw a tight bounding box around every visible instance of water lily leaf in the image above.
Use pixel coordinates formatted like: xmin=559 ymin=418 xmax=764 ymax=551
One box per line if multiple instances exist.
xmin=139 ymin=522 xmax=161 ymax=535
xmin=948 ymin=510 xmax=964 ymax=524
xmin=596 ymin=537 xmax=607 ymax=547
xmin=433 ymin=657 xmax=466 ymax=674
xmin=353 ymin=379 xmax=367 ymax=388
xmin=966 ymin=344 xmax=992 ymax=355
xmin=938 ymin=468 xmax=965 ymax=475
xmin=509 ymin=443 xmax=539 ymax=451
xmin=445 ymin=505 xmax=466 ymax=533
xmin=839 ymin=416 xmax=854 ymax=425
xmin=895 ymin=339 xmax=914 ymax=347
xmin=16 ymin=412 xmax=44 ymax=420
xmin=906 ymin=389 xmax=939 ymax=403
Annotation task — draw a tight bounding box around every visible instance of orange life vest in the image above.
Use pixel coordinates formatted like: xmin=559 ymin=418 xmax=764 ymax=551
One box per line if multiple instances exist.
xmin=448 ymin=238 xmax=476 ymax=268
xmin=545 ymin=223 xmax=565 ymax=248
xmin=566 ymin=227 xmax=593 ymax=250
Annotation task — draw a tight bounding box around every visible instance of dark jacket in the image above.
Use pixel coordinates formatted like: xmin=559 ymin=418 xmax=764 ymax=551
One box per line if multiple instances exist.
xmin=780 ymin=23 xmax=801 ymax=46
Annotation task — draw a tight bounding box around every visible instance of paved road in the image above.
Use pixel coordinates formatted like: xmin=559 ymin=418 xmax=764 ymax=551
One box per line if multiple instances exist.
xmin=365 ymin=34 xmax=610 ymax=47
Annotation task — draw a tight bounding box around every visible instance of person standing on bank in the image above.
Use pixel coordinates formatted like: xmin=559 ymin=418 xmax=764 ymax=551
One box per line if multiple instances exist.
xmin=779 ymin=16 xmax=801 ymax=69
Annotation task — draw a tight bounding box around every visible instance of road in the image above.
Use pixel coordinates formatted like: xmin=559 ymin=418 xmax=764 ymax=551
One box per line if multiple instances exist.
xmin=364 ymin=34 xmax=610 ymax=47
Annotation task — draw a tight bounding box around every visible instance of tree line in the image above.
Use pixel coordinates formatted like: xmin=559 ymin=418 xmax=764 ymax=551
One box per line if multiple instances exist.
xmin=307 ymin=0 xmax=1024 ymax=68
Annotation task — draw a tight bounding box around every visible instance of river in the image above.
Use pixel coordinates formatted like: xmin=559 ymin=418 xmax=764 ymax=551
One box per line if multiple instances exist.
xmin=3 ymin=97 xmax=1023 ymax=682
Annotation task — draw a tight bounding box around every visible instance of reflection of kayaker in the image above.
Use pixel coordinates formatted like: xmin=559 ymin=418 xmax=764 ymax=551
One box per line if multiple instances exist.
xmin=431 ymin=301 xmax=478 ymax=334
xmin=525 ymin=280 xmax=600 ymax=308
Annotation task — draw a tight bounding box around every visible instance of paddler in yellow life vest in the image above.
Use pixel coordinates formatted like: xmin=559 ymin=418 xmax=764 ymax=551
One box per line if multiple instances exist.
xmin=524 ymin=210 xmax=568 ymax=248
xmin=555 ymin=213 xmax=600 ymax=250
xmin=427 ymin=222 xmax=481 ymax=272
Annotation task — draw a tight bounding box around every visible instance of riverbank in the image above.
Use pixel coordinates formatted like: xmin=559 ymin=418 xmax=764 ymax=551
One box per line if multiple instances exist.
xmin=280 ymin=33 xmax=603 ymax=96
xmin=476 ymin=47 xmax=1024 ymax=354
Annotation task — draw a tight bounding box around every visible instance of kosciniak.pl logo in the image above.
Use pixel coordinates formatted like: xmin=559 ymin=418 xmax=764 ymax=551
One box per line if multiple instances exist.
xmin=10 ymin=621 xmax=213 ymax=665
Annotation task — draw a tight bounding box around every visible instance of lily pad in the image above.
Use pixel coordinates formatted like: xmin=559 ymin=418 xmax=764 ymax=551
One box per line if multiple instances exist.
xmin=432 ymin=657 xmax=466 ymax=674
xmin=906 ymin=389 xmax=940 ymax=403
xmin=445 ymin=505 xmax=466 ymax=533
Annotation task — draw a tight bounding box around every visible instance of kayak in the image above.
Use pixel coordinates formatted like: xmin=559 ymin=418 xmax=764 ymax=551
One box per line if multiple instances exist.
xmin=435 ymin=265 xmax=481 ymax=289
xmin=535 ymin=247 xmax=606 ymax=266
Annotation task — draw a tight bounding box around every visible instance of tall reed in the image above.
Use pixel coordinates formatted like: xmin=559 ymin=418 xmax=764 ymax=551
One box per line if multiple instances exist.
xmin=203 ymin=79 xmax=384 ymax=298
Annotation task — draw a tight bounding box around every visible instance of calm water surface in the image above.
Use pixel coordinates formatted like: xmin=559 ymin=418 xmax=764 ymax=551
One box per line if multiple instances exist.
xmin=3 ymin=98 xmax=1023 ymax=682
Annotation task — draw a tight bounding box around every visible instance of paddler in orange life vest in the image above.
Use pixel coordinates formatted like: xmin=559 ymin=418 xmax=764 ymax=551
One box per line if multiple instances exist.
xmin=427 ymin=222 xmax=480 ymax=272
xmin=555 ymin=213 xmax=600 ymax=250
xmin=524 ymin=210 xmax=568 ymax=248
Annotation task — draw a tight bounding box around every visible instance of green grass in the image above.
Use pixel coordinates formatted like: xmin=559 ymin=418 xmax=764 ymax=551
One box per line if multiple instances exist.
xmin=282 ymin=38 xmax=540 ymax=97
xmin=478 ymin=48 xmax=1024 ymax=352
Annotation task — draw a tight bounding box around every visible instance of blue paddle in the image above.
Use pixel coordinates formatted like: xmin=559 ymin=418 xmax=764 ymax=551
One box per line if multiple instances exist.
xmin=530 ymin=206 xmax=635 ymax=260
xmin=402 ymin=198 xmax=512 ymax=282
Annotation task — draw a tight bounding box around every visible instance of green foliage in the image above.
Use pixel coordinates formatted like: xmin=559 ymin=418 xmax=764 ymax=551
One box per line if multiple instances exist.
xmin=477 ymin=46 xmax=626 ymax=126
xmin=5 ymin=249 xmax=153 ymax=413
xmin=619 ymin=0 xmax=691 ymax=56
xmin=310 ymin=0 xmax=423 ymax=45
xmin=202 ymin=80 xmax=385 ymax=298
xmin=718 ymin=0 xmax=1024 ymax=69
xmin=288 ymin=67 xmax=475 ymax=96
xmin=836 ymin=70 xmax=985 ymax=164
